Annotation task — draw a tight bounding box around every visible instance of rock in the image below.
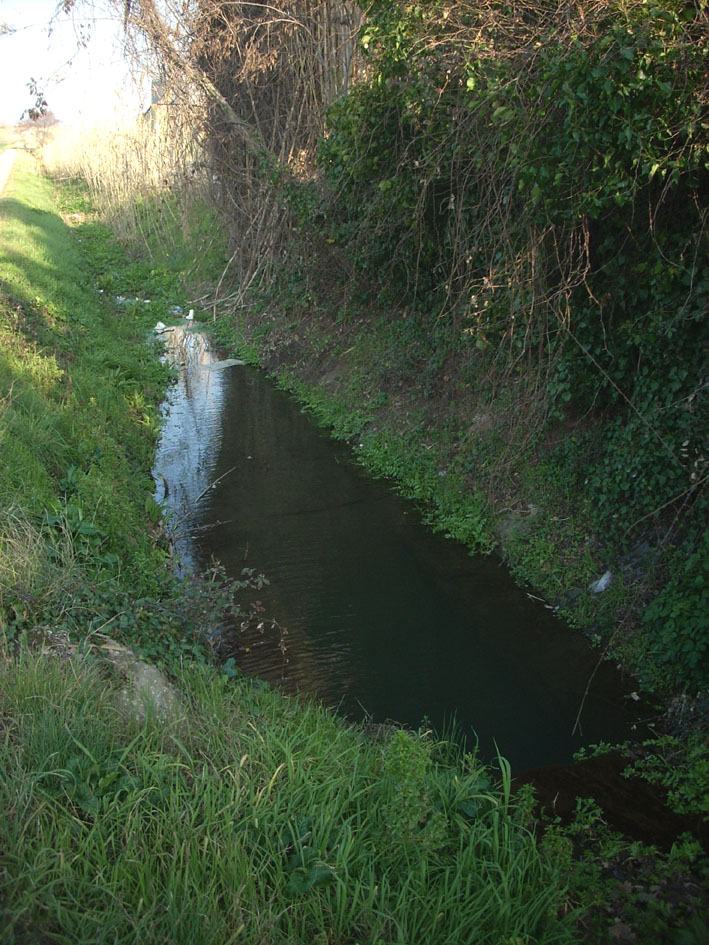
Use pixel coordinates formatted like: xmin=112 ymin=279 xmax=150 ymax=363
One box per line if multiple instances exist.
xmin=98 ymin=638 xmax=184 ymax=725
xmin=13 ymin=631 xmax=184 ymax=727
xmin=618 ymin=540 xmax=655 ymax=577
xmin=553 ymin=586 xmax=584 ymax=610
xmin=167 ymin=305 xmax=184 ymax=316
xmin=589 ymin=569 xmax=612 ymax=594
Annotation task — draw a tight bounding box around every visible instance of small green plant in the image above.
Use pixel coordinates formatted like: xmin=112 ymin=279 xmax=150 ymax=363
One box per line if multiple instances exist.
xmin=625 ymin=733 xmax=709 ymax=821
xmin=379 ymin=729 xmax=447 ymax=851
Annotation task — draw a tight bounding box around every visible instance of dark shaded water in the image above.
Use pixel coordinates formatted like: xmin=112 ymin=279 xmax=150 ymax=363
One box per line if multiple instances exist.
xmin=154 ymin=329 xmax=645 ymax=770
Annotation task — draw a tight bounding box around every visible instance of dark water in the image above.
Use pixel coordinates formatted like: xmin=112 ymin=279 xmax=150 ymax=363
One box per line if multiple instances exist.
xmin=154 ymin=328 xmax=645 ymax=770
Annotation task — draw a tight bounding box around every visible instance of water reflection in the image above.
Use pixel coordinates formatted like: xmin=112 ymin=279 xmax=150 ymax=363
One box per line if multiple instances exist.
xmin=153 ymin=328 xmax=227 ymax=571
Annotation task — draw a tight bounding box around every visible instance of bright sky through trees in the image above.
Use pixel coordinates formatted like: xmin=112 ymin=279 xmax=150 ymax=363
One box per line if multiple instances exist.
xmin=0 ymin=0 xmax=142 ymax=124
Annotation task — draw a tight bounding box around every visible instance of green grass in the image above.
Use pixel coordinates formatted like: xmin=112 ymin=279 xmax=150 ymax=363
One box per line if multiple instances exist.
xmin=0 ymin=153 xmax=178 ymax=625
xmin=0 ymin=648 xmax=575 ymax=945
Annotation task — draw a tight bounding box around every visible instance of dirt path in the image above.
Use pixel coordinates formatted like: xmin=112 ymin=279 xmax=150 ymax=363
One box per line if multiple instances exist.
xmin=0 ymin=149 xmax=17 ymax=196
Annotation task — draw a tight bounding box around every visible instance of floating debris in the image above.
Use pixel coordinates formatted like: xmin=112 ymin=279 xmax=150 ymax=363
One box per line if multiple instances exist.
xmin=115 ymin=295 xmax=151 ymax=307
xmin=200 ymin=358 xmax=246 ymax=371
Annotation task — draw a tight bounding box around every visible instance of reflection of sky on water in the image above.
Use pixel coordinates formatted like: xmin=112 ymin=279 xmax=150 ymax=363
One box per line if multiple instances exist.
xmin=152 ymin=328 xmax=226 ymax=572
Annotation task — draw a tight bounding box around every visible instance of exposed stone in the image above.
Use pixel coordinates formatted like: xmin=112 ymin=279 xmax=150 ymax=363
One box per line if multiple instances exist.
xmin=553 ymin=586 xmax=584 ymax=611
xmin=17 ymin=630 xmax=185 ymax=727
xmin=617 ymin=540 xmax=655 ymax=578
xmin=97 ymin=638 xmax=184 ymax=725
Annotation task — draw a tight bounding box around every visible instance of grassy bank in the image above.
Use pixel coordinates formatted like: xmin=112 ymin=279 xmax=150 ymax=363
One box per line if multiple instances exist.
xmin=1 ymin=153 xmax=167 ymax=616
xmin=1 ymin=648 xmax=576 ymax=945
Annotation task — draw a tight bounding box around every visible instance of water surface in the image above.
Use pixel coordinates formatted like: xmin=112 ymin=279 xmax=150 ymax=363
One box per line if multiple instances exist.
xmin=154 ymin=328 xmax=644 ymax=770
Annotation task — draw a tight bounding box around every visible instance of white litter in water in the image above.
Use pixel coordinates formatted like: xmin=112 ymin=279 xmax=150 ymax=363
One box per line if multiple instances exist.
xmin=201 ymin=358 xmax=246 ymax=371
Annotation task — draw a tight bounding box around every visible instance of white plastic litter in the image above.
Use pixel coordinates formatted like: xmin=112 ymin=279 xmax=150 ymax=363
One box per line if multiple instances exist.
xmin=589 ymin=570 xmax=612 ymax=594
xmin=185 ymin=309 xmax=194 ymax=321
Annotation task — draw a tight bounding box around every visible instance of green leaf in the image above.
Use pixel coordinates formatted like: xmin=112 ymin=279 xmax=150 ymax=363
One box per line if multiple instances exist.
xmin=286 ymin=864 xmax=336 ymax=896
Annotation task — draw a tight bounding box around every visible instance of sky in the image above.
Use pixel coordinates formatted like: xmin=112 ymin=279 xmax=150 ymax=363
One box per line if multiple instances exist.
xmin=0 ymin=0 xmax=145 ymax=125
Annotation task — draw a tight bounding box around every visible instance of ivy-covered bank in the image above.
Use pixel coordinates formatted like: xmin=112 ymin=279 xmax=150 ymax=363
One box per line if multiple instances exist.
xmin=212 ymin=0 xmax=708 ymax=698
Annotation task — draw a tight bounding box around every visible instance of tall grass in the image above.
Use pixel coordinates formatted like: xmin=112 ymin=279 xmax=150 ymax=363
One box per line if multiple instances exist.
xmin=0 ymin=647 xmax=576 ymax=945
xmin=0 ymin=506 xmax=85 ymax=634
xmin=41 ymin=110 xmax=220 ymax=278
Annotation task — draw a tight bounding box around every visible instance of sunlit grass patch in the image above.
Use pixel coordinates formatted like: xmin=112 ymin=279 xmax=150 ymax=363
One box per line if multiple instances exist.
xmin=0 ymin=152 xmax=175 ymax=623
